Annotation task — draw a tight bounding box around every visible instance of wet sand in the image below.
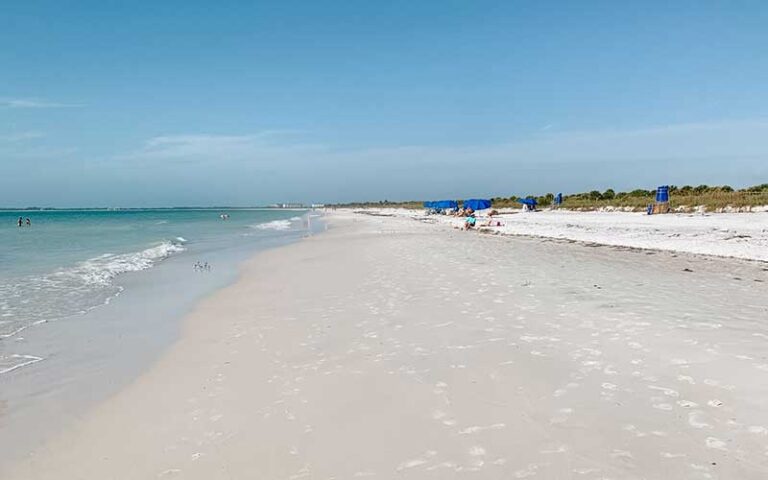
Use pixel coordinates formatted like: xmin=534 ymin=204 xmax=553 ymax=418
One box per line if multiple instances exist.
xmin=5 ymin=212 xmax=768 ymax=479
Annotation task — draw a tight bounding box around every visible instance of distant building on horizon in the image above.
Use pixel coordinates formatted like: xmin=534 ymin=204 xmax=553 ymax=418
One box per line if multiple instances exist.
xmin=273 ymin=202 xmax=306 ymax=209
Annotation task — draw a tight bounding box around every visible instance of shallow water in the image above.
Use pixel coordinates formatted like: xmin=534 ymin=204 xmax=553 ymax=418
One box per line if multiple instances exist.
xmin=0 ymin=208 xmax=318 ymax=467
xmin=0 ymin=209 xmax=306 ymax=373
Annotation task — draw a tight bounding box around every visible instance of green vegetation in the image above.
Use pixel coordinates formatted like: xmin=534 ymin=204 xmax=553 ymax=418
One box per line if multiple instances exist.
xmin=335 ymin=199 xmax=426 ymax=210
xmin=333 ymin=184 xmax=768 ymax=212
xmin=553 ymin=184 xmax=768 ymax=211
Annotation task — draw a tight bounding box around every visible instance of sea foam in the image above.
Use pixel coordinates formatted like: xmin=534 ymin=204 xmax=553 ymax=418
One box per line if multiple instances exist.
xmin=0 ymin=240 xmax=186 ymax=376
xmin=253 ymin=219 xmax=293 ymax=231
xmin=0 ymin=240 xmax=186 ymax=341
xmin=56 ymin=240 xmax=186 ymax=287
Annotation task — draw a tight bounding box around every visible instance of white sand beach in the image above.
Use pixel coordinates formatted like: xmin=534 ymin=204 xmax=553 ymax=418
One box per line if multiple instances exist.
xmin=5 ymin=211 xmax=768 ymax=479
xmin=376 ymin=208 xmax=768 ymax=262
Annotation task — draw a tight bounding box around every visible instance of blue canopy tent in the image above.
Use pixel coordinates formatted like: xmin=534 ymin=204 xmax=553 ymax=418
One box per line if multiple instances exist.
xmin=424 ymin=200 xmax=458 ymax=212
xmin=517 ymin=198 xmax=538 ymax=210
xmin=435 ymin=200 xmax=458 ymax=210
xmin=463 ymin=199 xmax=492 ymax=211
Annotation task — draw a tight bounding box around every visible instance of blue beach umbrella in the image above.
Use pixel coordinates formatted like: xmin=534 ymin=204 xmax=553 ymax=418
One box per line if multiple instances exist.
xmin=517 ymin=198 xmax=538 ymax=207
xmin=463 ymin=199 xmax=492 ymax=211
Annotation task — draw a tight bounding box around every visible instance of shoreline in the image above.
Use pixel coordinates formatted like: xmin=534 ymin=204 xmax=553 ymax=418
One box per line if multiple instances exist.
xmin=5 ymin=212 xmax=768 ymax=479
xmin=0 ymin=215 xmax=317 ymax=472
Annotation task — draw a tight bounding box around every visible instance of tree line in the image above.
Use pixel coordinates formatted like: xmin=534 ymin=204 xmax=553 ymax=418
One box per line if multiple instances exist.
xmin=333 ymin=183 xmax=768 ymax=209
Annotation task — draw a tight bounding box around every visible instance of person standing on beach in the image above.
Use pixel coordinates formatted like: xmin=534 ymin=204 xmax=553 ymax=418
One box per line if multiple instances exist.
xmin=25 ymin=218 xmax=31 ymax=226
xmin=17 ymin=217 xmax=23 ymax=227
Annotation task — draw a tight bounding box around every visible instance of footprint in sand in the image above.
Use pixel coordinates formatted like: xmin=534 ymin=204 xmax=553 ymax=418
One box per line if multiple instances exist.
xmin=660 ymin=452 xmax=686 ymax=459
xmin=352 ymin=471 xmax=376 ymax=477
xmin=540 ymin=445 xmax=569 ymax=454
xmin=209 ymin=413 xmax=224 ymax=422
xmin=648 ymin=385 xmax=679 ymax=398
xmin=573 ymin=467 xmax=600 ymax=475
xmin=469 ymin=446 xmax=486 ymax=456
xmin=610 ymin=449 xmax=634 ymax=460
xmin=468 ymin=446 xmax=486 ymax=468
xmin=426 ymin=461 xmax=458 ymax=472
xmin=158 ymin=469 xmax=182 ymax=477
xmin=705 ymin=437 xmax=727 ymax=450
xmin=459 ymin=423 xmax=506 ymax=435
xmin=432 ymin=410 xmax=457 ymax=426
xmin=688 ymin=411 xmax=712 ymax=429
xmin=550 ymin=408 xmax=574 ymax=424
xmin=514 ymin=464 xmax=540 ymax=478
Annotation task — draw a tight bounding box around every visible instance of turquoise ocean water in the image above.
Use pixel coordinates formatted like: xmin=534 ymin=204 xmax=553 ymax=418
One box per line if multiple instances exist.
xmin=0 ymin=208 xmax=307 ymax=375
xmin=0 ymin=208 xmax=319 ymax=468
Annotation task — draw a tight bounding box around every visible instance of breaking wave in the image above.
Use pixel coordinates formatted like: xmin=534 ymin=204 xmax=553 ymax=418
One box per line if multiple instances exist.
xmin=0 ymin=240 xmax=186 ymax=341
xmin=252 ymin=219 xmax=293 ymax=231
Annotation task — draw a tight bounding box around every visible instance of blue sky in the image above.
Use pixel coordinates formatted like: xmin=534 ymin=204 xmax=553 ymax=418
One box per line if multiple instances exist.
xmin=1 ymin=0 xmax=767 ymax=206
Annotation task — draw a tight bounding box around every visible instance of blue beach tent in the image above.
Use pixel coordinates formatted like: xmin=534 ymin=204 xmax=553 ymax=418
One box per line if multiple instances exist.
xmin=424 ymin=200 xmax=458 ymax=211
xmin=463 ymin=199 xmax=492 ymax=211
xmin=435 ymin=200 xmax=458 ymax=210
xmin=517 ymin=198 xmax=538 ymax=207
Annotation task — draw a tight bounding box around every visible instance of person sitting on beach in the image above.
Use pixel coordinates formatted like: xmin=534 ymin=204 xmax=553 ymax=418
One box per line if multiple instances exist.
xmin=25 ymin=218 xmax=31 ymax=226
xmin=484 ymin=210 xmax=502 ymax=227
xmin=463 ymin=213 xmax=477 ymax=230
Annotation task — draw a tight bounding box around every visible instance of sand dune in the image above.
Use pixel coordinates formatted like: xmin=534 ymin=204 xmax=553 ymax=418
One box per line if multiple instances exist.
xmin=6 ymin=212 xmax=768 ymax=479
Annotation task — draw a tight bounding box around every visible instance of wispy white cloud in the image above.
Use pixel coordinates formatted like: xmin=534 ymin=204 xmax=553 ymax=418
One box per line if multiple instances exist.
xmin=0 ymin=131 xmax=44 ymax=142
xmin=127 ymin=120 xmax=768 ymax=167
xmin=0 ymin=131 xmax=78 ymax=161
xmin=0 ymin=97 xmax=83 ymax=109
xmin=122 ymin=131 xmax=323 ymax=164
